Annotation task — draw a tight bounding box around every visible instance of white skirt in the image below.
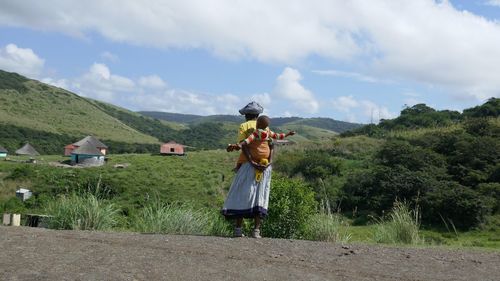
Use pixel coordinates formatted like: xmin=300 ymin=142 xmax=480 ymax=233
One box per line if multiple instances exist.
xmin=222 ymin=162 xmax=272 ymax=218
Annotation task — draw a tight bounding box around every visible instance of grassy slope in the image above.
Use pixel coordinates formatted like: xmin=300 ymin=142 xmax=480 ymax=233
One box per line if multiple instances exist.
xmin=0 ymin=70 xmax=158 ymax=144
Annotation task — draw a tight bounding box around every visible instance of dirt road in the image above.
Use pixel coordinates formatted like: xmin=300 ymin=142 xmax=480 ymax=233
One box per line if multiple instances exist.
xmin=0 ymin=226 xmax=499 ymax=281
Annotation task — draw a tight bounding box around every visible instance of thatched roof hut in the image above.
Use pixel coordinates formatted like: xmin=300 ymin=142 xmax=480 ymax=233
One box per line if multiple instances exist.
xmin=15 ymin=143 xmax=40 ymax=156
xmin=0 ymin=145 xmax=7 ymax=157
xmin=71 ymin=141 xmax=105 ymax=166
xmin=65 ymin=136 xmax=108 ymax=156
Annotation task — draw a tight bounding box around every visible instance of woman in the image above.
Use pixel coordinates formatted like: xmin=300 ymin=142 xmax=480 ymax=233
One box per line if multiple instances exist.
xmin=222 ymin=101 xmax=271 ymax=238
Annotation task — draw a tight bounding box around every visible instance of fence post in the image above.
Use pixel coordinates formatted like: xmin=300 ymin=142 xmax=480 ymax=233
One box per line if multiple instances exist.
xmin=2 ymin=213 xmax=11 ymax=225
xmin=11 ymin=214 xmax=21 ymax=226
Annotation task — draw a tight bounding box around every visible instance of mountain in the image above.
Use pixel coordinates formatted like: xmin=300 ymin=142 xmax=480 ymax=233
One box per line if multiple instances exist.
xmin=138 ymin=112 xmax=363 ymax=133
xmin=0 ymin=69 xmax=360 ymax=154
xmin=0 ymin=70 xmax=159 ymax=144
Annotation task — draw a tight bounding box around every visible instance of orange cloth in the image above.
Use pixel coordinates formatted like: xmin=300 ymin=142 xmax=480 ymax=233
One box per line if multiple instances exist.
xmin=237 ymin=139 xmax=270 ymax=164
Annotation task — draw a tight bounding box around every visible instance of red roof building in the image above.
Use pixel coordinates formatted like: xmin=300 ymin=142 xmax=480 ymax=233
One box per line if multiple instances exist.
xmin=160 ymin=141 xmax=185 ymax=156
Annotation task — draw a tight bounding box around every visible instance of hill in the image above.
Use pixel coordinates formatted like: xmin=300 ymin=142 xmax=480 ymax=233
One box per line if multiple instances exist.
xmin=0 ymin=71 xmax=160 ymax=143
xmin=0 ymin=70 xmax=359 ymax=154
xmin=138 ymin=111 xmax=362 ymax=133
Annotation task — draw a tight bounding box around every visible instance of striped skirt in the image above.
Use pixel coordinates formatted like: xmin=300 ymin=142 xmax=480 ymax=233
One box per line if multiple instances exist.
xmin=222 ymin=162 xmax=272 ymax=218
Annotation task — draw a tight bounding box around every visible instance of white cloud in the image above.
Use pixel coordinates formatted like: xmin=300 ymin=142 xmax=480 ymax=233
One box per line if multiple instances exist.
xmin=2 ymin=1 xmax=499 ymax=100
xmin=138 ymin=75 xmax=167 ymax=89
xmin=331 ymin=95 xmax=394 ymax=123
xmin=41 ymin=77 xmax=68 ymax=89
xmin=332 ymin=95 xmax=359 ymax=112
xmin=313 ymin=70 xmax=386 ymax=84
xmin=0 ymin=43 xmax=44 ymax=77
xmin=274 ymin=67 xmax=319 ymax=113
xmin=72 ymin=63 xmax=135 ymax=102
xmin=250 ymin=93 xmax=272 ymax=109
xmin=100 ymin=51 xmax=119 ymax=62
xmin=360 ymin=100 xmax=394 ymax=122
xmin=54 ymin=62 xmax=243 ymax=115
xmin=485 ymin=0 xmax=500 ymax=7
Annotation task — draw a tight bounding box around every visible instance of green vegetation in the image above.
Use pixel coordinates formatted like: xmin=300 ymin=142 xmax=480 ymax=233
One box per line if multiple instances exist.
xmin=372 ymin=201 xmax=423 ymax=245
xmin=0 ymin=70 xmax=498 ymax=248
xmin=0 ymin=71 xmax=158 ymax=144
xmin=44 ymin=193 xmax=120 ymax=231
xmin=0 ymin=70 xmax=353 ymax=153
xmin=302 ymin=213 xmax=351 ymax=243
xmin=132 ymin=198 xmax=232 ymax=236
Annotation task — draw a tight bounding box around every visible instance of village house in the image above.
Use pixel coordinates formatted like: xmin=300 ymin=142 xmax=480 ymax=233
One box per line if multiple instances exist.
xmin=64 ymin=136 xmax=108 ymax=156
xmin=0 ymin=145 xmax=7 ymax=158
xmin=15 ymin=143 xmax=40 ymax=156
xmin=71 ymin=141 xmax=105 ymax=166
xmin=160 ymin=141 xmax=185 ymax=156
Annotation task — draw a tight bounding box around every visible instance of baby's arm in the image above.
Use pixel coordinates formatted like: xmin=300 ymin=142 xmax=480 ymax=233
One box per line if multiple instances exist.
xmin=238 ymin=131 xmax=259 ymax=147
xmin=269 ymin=130 xmax=296 ymax=140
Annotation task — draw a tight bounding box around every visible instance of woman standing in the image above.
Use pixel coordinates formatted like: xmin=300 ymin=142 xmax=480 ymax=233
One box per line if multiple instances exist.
xmin=222 ymin=102 xmax=272 ymax=238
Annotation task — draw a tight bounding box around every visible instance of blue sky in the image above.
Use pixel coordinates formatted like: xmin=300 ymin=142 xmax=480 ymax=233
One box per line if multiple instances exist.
xmin=1 ymin=0 xmax=500 ymax=123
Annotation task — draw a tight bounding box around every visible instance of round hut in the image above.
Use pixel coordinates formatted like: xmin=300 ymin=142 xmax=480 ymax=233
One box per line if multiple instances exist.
xmin=66 ymin=136 xmax=108 ymax=156
xmin=71 ymin=141 xmax=105 ymax=166
xmin=0 ymin=145 xmax=7 ymax=158
xmin=15 ymin=143 xmax=40 ymax=156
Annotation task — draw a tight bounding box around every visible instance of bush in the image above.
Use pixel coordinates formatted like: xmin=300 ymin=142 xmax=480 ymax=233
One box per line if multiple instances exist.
xmin=302 ymin=213 xmax=351 ymax=243
xmin=44 ymin=193 xmax=120 ymax=230
xmin=262 ymin=176 xmax=317 ymax=239
xmin=421 ymin=181 xmax=492 ymax=229
xmin=292 ymin=151 xmax=341 ymax=180
xmin=373 ymin=201 xmax=423 ymax=245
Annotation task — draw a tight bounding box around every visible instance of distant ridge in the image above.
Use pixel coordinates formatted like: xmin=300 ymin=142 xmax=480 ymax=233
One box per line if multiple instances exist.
xmin=138 ymin=112 xmax=362 ymax=133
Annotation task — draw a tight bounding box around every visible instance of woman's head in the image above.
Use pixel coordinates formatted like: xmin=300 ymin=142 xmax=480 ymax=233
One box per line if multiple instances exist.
xmin=256 ymin=115 xmax=270 ymax=129
xmin=239 ymin=101 xmax=263 ymax=120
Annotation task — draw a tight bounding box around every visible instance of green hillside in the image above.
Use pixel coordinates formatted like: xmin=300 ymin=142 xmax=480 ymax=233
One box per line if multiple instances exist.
xmin=0 ymin=70 xmax=159 ymax=144
xmin=138 ymin=111 xmax=362 ymax=133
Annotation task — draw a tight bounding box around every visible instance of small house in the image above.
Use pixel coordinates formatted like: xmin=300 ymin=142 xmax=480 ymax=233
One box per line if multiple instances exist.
xmin=71 ymin=141 xmax=105 ymax=166
xmin=0 ymin=145 xmax=7 ymax=158
xmin=15 ymin=143 xmax=40 ymax=156
xmin=65 ymin=136 xmax=108 ymax=156
xmin=64 ymin=144 xmax=76 ymax=156
xmin=160 ymin=141 xmax=185 ymax=156
xmin=16 ymin=188 xmax=32 ymax=201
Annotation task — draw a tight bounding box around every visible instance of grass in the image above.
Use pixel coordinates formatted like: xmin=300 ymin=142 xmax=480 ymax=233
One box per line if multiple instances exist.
xmin=132 ymin=198 xmax=232 ymax=236
xmin=302 ymin=213 xmax=351 ymax=243
xmin=372 ymin=202 xmax=423 ymax=245
xmin=44 ymin=193 xmax=120 ymax=230
xmin=0 ymin=80 xmax=158 ymax=143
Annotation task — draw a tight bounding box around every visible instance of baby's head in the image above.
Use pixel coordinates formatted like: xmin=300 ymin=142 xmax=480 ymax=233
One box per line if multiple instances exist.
xmin=256 ymin=115 xmax=270 ymax=129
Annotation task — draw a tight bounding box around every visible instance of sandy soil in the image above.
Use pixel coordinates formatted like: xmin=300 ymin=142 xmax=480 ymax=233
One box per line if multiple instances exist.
xmin=1 ymin=226 xmax=499 ymax=281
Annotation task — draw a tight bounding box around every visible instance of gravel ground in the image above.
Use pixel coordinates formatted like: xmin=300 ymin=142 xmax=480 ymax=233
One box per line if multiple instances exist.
xmin=1 ymin=226 xmax=499 ymax=281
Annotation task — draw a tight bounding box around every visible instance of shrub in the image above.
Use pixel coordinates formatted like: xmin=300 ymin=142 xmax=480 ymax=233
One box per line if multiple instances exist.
xmin=373 ymin=201 xmax=423 ymax=245
xmin=262 ymin=176 xmax=317 ymax=239
xmin=44 ymin=193 xmax=120 ymax=230
xmin=302 ymin=213 xmax=351 ymax=243
xmin=421 ymin=181 xmax=492 ymax=229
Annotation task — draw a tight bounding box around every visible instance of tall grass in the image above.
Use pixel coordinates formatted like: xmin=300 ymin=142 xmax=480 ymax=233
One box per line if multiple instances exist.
xmin=132 ymin=198 xmax=232 ymax=236
xmin=44 ymin=193 xmax=120 ymax=230
xmin=372 ymin=201 xmax=423 ymax=245
xmin=302 ymin=213 xmax=351 ymax=243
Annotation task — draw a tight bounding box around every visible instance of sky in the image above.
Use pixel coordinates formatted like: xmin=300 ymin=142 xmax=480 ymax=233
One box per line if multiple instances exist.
xmin=1 ymin=0 xmax=500 ymax=123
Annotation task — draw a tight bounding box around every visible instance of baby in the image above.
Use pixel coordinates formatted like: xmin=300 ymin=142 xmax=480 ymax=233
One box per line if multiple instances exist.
xmin=230 ymin=115 xmax=295 ymax=171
